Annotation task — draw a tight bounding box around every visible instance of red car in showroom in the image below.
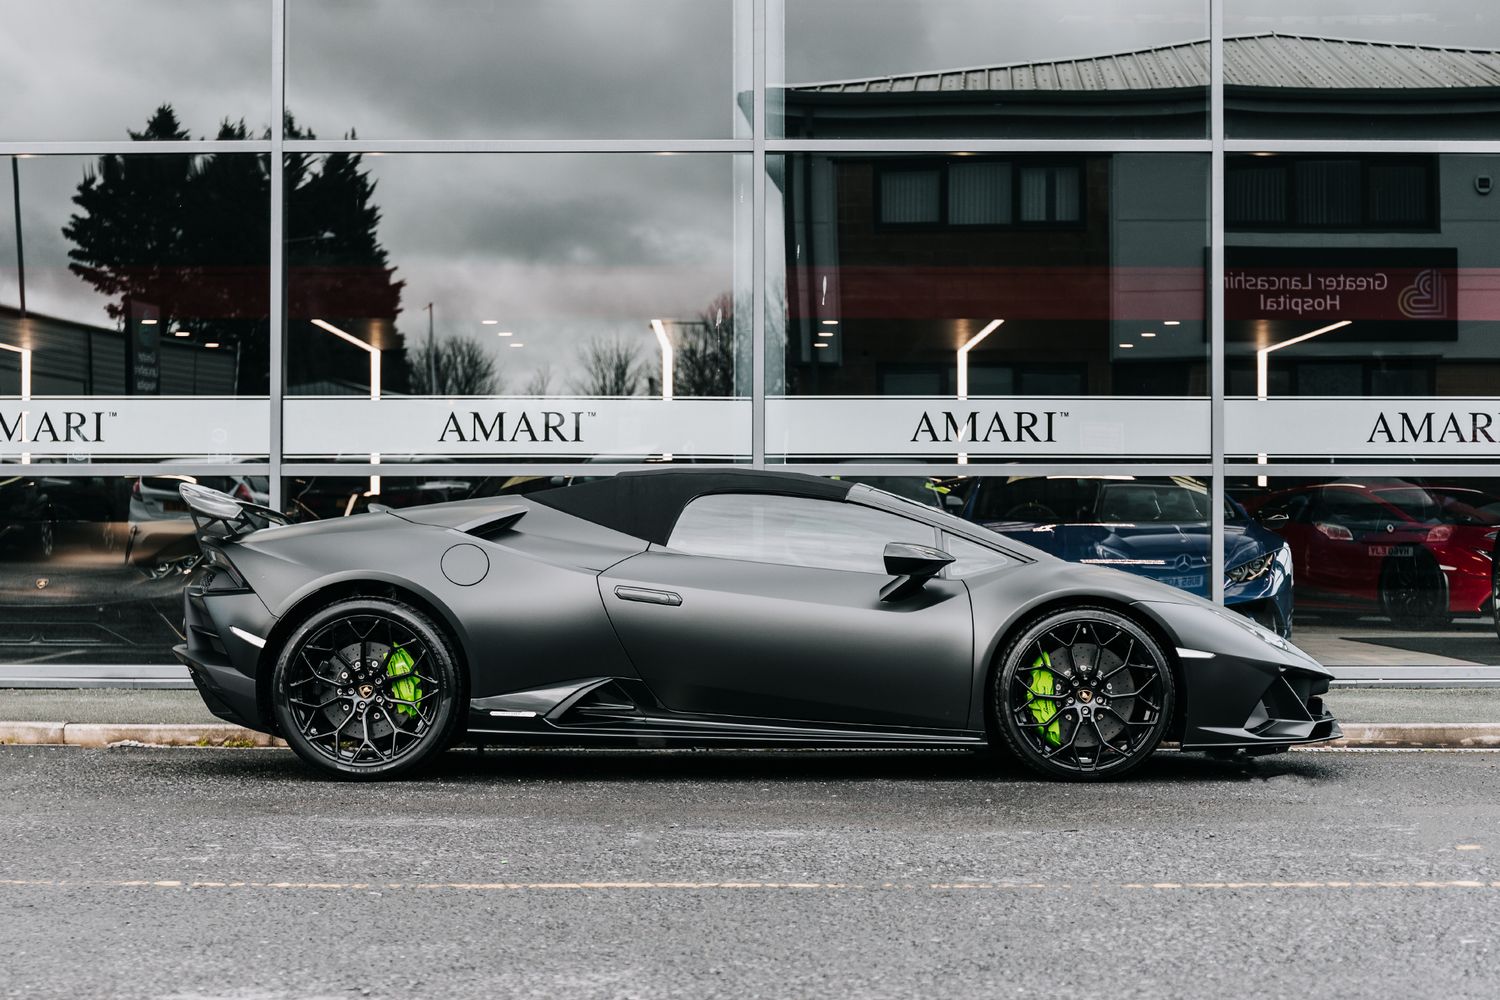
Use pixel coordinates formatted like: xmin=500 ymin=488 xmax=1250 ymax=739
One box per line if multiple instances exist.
xmin=1243 ymin=482 xmax=1500 ymax=630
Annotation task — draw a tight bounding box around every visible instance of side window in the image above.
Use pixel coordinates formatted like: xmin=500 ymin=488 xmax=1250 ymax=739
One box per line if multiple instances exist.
xmin=668 ymin=494 xmax=935 ymax=574
xmin=1256 ymin=493 xmax=1308 ymax=523
xmin=941 ymin=534 xmax=1010 ymax=579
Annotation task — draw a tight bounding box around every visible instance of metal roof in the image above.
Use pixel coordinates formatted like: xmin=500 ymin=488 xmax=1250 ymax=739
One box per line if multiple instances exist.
xmin=791 ymin=34 xmax=1500 ymax=95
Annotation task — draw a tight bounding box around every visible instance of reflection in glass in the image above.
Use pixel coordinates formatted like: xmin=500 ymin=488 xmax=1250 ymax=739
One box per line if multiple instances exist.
xmin=955 ymin=475 xmax=1291 ymax=635
xmin=1226 ymin=2 xmax=1500 ymax=138
xmin=1234 ymin=476 xmax=1500 ymax=668
xmin=287 ymin=0 xmax=748 ymax=139
xmin=0 ymin=0 xmax=269 ymax=141
xmin=774 ymin=0 xmax=1207 ymax=138
xmin=1225 ymin=152 xmax=1500 ymax=408
xmin=1 ymin=147 xmax=271 ymax=397
xmin=284 ymin=473 xmax=565 ymax=521
xmin=0 ymin=473 xmax=267 ymax=667
xmin=285 ymin=153 xmax=748 ymax=402
xmin=771 ymin=153 xmax=1208 ymax=400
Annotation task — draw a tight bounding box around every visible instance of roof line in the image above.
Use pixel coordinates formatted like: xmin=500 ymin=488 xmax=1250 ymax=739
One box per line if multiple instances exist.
xmin=788 ymin=32 xmax=1500 ymax=91
xmin=787 ymin=37 xmax=1207 ymax=91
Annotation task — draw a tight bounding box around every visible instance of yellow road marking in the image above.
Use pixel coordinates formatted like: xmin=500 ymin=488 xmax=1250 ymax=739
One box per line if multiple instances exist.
xmin=2 ymin=878 xmax=1499 ymax=893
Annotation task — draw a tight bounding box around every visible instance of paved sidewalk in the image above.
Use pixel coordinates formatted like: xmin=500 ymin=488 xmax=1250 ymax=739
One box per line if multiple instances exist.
xmin=0 ymin=689 xmax=219 ymax=725
xmin=3 ymin=686 xmax=1500 ymax=726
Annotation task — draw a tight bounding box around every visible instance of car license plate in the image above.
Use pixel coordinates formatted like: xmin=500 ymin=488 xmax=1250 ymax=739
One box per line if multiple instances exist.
xmin=1366 ymin=545 xmax=1413 ymax=557
xmin=1162 ymin=574 xmax=1204 ymax=591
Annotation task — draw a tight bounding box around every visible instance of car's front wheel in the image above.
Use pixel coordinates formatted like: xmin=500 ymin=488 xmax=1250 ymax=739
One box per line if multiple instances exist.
xmin=992 ymin=607 xmax=1175 ymax=781
xmin=272 ymin=597 xmax=464 ymax=779
xmin=1379 ymin=551 xmax=1449 ymax=629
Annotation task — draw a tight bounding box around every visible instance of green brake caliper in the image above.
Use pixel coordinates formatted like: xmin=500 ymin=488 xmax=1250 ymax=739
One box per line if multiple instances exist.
xmin=1026 ymin=652 xmax=1062 ymax=746
xmin=385 ymin=646 xmax=422 ymax=719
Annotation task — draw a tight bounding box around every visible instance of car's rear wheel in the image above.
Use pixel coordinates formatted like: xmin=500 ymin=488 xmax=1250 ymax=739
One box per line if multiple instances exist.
xmin=1491 ymin=555 xmax=1500 ymax=641
xmin=1379 ymin=551 xmax=1449 ymax=629
xmin=992 ymin=607 xmax=1174 ymax=781
xmin=272 ymin=598 xmax=463 ymax=780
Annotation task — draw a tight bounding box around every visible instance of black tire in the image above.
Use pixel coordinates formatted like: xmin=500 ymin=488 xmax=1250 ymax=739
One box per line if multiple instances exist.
xmin=271 ymin=597 xmax=464 ymax=780
xmin=1491 ymin=555 xmax=1500 ymax=642
xmin=991 ymin=607 xmax=1175 ymax=782
xmin=1379 ymin=551 xmax=1449 ymax=629
xmin=32 ymin=519 xmax=55 ymax=561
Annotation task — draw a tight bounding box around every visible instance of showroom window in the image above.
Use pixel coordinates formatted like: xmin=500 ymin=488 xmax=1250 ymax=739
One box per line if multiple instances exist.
xmin=5 ymin=0 xmax=1500 ymax=679
xmin=769 ymin=151 xmax=1209 ymax=462
xmin=667 ymin=493 xmax=935 ymax=573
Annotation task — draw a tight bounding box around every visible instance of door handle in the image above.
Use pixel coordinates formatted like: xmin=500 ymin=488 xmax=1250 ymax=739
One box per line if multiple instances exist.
xmin=613 ymin=585 xmax=683 ymax=607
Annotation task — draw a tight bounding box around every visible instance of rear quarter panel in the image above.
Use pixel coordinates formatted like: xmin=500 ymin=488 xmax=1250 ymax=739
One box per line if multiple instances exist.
xmin=227 ymin=505 xmax=645 ymax=697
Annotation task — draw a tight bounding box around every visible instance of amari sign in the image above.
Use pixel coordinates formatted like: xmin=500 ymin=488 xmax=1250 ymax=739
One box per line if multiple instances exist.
xmin=0 ymin=398 xmax=268 ymax=459
xmin=1226 ymin=398 xmax=1500 ymax=458
xmin=283 ymin=398 xmax=750 ymax=459
xmin=768 ymin=397 xmax=1208 ymax=459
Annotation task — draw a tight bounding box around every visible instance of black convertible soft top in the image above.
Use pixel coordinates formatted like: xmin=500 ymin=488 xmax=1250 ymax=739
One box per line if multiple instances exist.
xmin=530 ymin=468 xmax=852 ymax=545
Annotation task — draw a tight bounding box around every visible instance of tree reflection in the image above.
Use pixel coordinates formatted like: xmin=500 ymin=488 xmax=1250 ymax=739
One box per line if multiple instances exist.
xmin=64 ymin=106 xmax=272 ymax=392
xmin=61 ymin=105 xmax=413 ymax=396
xmin=408 ymin=334 xmax=503 ymax=395
xmin=571 ymin=335 xmax=644 ymax=396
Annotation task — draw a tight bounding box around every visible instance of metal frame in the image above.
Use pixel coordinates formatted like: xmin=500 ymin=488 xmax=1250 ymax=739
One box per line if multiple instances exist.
xmin=6 ymin=0 xmax=1500 ymax=635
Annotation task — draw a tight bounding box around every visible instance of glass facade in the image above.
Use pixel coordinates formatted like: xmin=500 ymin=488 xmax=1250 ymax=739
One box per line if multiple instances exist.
xmin=3 ymin=1 xmax=1500 ymax=675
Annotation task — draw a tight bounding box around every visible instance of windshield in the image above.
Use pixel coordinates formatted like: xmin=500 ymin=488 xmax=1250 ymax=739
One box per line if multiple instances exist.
xmin=849 ymin=483 xmax=1043 ymax=557
xmin=1096 ymin=482 xmax=1211 ymax=523
xmin=1375 ymin=487 xmax=1500 ymax=527
xmin=970 ymin=476 xmax=1226 ymax=525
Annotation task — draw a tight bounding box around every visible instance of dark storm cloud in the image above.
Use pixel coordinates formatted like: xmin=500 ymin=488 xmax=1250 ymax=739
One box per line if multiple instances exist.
xmin=360 ymin=151 xmax=742 ymax=384
xmin=369 ymin=153 xmax=736 ymax=270
xmin=781 ymin=0 xmax=1206 ymax=83
xmin=285 ymin=0 xmax=742 ymax=139
xmin=0 ymin=0 xmax=269 ymax=140
xmin=1227 ymin=0 xmax=1500 ymax=46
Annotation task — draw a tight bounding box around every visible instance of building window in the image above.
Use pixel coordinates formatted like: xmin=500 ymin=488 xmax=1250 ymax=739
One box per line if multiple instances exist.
xmin=876 ymin=158 xmax=1083 ymax=228
xmin=1227 ymin=155 xmax=1436 ymax=231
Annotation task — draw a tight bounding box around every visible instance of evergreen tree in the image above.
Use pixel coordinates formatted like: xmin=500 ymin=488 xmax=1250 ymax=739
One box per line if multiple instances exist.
xmin=63 ymin=105 xmax=408 ymax=396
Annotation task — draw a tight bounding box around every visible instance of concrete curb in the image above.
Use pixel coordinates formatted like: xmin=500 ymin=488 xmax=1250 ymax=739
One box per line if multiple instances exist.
xmin=3 ymin=721 xmax=1500 ymax=751
xmin=0 ymin=722 xmax=285 ymax=748
xmin=1325 ymin=723 xmax=1500 ymax=749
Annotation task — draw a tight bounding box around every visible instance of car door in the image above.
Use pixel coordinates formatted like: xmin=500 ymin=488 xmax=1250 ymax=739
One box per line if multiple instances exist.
xmin=598 ymin=492 xmax=975 ymax=730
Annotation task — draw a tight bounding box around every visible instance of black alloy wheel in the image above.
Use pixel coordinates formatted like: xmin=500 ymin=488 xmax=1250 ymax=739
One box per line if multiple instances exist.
xmin=992 ymin=607 xmax=1175 ymax=781
xmin=1379 ymin=551 xmax=1449 ymax=629
xmin=272 ymin=598 xmax=463 ymax=779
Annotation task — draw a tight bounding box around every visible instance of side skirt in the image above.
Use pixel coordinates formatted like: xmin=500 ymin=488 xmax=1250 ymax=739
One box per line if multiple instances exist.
xmin=466 ymin=676 xmax=985 ymax=750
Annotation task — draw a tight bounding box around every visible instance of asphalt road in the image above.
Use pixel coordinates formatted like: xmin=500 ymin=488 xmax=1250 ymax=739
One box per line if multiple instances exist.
xmin=4 ymin=746 xmax=1500 ymax=1000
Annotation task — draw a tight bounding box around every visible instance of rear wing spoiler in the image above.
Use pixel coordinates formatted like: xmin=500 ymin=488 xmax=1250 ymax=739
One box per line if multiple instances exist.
xmin=179 ymin=482 xmax=290 ymax=543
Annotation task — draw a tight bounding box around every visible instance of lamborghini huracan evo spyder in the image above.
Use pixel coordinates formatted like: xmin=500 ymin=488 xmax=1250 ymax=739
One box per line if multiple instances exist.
xmin=174 ymin=469 xmax=1340 ymax=781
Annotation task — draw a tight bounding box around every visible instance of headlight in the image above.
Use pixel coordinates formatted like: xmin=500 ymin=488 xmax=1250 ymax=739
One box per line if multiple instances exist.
xmin=1225 ymin=552 xmax=1274 ymax=585
xmin=1212 ymin=605 xmax=1295 ymax=654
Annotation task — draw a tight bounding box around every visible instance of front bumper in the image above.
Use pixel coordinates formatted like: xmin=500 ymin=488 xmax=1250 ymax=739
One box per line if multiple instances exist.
xmin=1133 ymin=599 xmax=1340 ymax=752
xmin=172 ymin=580 xmax=279 ymax=734
xmin=1179 ymin=660 xmax=1341 ymax=750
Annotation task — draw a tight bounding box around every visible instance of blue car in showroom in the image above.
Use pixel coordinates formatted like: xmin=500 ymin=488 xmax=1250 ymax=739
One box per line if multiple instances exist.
xmin=958 ymin=476 xmax=1294 ymax=637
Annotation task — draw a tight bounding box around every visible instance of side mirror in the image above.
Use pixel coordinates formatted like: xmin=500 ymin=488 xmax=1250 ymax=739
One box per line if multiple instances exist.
xmin=880 ymin=541 xmax=955 ymax=603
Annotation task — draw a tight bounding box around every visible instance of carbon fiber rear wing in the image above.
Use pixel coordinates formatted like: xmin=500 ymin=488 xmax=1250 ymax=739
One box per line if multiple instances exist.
xmin=179 ymin=481 xmax=290 ymax=543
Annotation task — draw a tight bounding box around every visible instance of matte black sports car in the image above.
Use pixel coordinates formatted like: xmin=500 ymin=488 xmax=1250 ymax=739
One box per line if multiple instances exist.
xmin=175 ymin=469 xmax=1340 ymax=781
